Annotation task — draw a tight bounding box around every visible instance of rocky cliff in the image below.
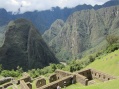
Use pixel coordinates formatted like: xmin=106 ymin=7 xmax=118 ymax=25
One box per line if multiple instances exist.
xmin=0 ymin=19 xmax=58 ymax=70
xmin=43 ymin=6 xmax=119 ymax=60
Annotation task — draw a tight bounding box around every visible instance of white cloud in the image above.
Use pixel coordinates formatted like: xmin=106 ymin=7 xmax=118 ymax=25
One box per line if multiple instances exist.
xmin=0 ymin=0 xmax=109 ymax=13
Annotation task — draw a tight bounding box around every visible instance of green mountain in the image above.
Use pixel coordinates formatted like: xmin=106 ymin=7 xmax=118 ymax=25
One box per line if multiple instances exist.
xmin=0 ymin=19 xmax=59 ymax=70
xmin=43 ymin=19 xmax=64 ymax=43
xmin=43 ymin=5 xmax=119 ymax=61
xmin=0 ymin=25 xmax=7 ymax=47
xmin=1 ymin=0 xmax=119 ymax=33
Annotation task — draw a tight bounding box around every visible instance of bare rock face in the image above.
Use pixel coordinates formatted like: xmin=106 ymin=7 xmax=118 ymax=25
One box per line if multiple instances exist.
xmin=0 ymin=19 xmax=59 ymax=70
xmin=43 ymin=19 xmax=64 ymax=43
xmin=43 ymin=6 xmax=119 ymax=60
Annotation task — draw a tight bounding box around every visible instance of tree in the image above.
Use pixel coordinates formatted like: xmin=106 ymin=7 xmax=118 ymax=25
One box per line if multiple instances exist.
xmin=70 ymin=66 xmax=73 ymax=72
xmin=106 ymin=35 xmax=119 ymax=45
xmin=106 ymin=35 xmax=119 ymax=53
xmin=89 ymin=55 xmax=95 ymax=62
xmin=0 ymin=64 xmax=2 ymax=73
xmin=50 ymin=64 xmax=57 ymax=72
xmin=56 ymin=64 xmax=65 ymax=69
xmin=17 ymin=66 xmax=23 ymax=73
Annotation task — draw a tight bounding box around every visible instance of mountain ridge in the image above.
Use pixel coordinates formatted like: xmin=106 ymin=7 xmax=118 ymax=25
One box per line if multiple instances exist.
xmin=43 ymin=5 xmax=119 ymax=60
xmin=1 ymin=0 xmax=119 ymax=33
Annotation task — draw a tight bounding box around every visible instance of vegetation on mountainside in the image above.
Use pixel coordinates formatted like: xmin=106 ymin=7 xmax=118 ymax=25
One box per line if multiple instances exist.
xmin=106 ymin=35 xmax=119 ymax=45
xmin=0 ymin=63 xmax=65 ymax=78
xmin=43 ymin=5 xmax=119 ymax=61
xmin=0 ymin=26 xmax=6 ymax=47
xmin=0 ymin=19 xmax=58 ymax=70
xmin=105 ymin=35 xmax=119 ymax=53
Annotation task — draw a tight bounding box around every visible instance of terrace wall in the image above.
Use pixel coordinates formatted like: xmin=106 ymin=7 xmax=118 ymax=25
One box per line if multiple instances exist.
xmin=20 ymin=80 xmax=30 ymax=89
xmin=36 ymin=78 xmax=46 ymax=88
xmin=49 ymin=74 xmax=57 ymax=83
xmin=39 ymin=75 xmax=76 ymax=89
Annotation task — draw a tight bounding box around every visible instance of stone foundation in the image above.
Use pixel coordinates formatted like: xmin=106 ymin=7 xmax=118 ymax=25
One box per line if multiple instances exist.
xmin=20 ymin=75 xmax=31 ymax=83
xmin=27 ymin=82 xmax=32 ymax=89
xmin=39 ymin=75 xmax=76 ymax=89
xmin=76 ymin=69 xmax=116 ymax=85
xmin=55 ymin=70 xmax=72 ymax=79
xmin=20 ymin=80 xmax=30 ymax=89
xmin=0 ymin=68 xmax=116 ymax=89
xmin=36 ymin=78 xmax=46 ymax=88
xmin=75 ymin=74 xmax=88 ymax=85
xmin=0 ymin=77 xmax=13 ymax=85
xmin=49 ymin=73 xmax=57 ymax=83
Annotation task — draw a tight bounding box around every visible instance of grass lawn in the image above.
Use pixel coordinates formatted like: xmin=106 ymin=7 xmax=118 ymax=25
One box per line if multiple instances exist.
xmin=85 ymin=49 xmax=119 ymax=77
xmin=62 ymin=83 xmax=83 ymax=89
xmin=64 ymin=49 xmax=119 ymax=89
xmin=62 ymin=79 xmax=119 ymax=89
xmin=78 ymin=79 xmax=119 ymax=89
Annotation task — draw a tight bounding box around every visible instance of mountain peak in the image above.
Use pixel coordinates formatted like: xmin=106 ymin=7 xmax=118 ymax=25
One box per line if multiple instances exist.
xmin=0 ymin=18 xmax=59 ymax=70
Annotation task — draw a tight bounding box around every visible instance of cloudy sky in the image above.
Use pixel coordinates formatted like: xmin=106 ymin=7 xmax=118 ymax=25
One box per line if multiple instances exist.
xmin=0 ymin=0 xmax=109 ymax=13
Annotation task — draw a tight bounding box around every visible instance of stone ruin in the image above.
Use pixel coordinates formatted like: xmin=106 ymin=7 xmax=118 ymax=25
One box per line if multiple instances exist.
xmin=0 ymin=69 xmax=117 ymax=89
xmin=38 ymin=69 xmax=116 ymax=89
xmin=0 ymin=77 xmax=13 ymax=89
xmin=76 ymin=69 xmax=116 ymax=85
xmin=35 ymin=77 xmax=46 ymax=88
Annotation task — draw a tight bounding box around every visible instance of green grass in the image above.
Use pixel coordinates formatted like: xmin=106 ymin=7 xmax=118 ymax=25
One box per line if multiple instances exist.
xmin=63 ymin=49 xmax=119 ymax=89
xmin=32 ymin=80 xmax=36 ymax=89
xmin=77 ymin=79 xmax=119 ymax=89
xmin=85 ymin=49 xmax=119 ymax=77
xmin=62 ymin=78 xmax=119 ymax=89
xmin=7 ymin=86 xmax=13 ymax=89
xmin=62 ymin=83 xmax=83 ymax=89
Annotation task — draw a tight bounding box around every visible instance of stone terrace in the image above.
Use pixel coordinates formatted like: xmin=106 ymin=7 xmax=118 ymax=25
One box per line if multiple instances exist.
xmin=0 ymin=69 xmax=117 ymax=89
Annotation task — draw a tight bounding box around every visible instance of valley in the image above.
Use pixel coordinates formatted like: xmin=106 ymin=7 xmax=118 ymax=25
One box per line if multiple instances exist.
xmin=0 ymin=0 xmax=119 ymax=89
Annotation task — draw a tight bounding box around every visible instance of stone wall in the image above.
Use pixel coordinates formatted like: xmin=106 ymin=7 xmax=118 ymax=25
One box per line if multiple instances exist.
xmin=0 ymin=77 xmax=13 ymax=89
xmin=27 ymin=82 xmax=32 ymax=89
xmin=3 ymin=82 xmax=13 ymax=88
xmin=39 ymin=75 xmax=76 ymax=89
xmin=20 ymin=75 xmax=31 ymax=83
xmin=91 ymin=69 xmax=116 ymax=82
xmin=0 ymin=77 xmax=13 ymax=85
xmin=0 ymin=82 xmax=13 ymax=89
xmin=88 ymin=80 xmax=96 ymax=85
xmin=36 ymin=78 xmax=46 ymax=88
xmin=49 ymin=73 xmax=57 ymax=83
xmin=0 ymin=69 xmax=116 ymax=89
xmin=20 ymin=80 xmax=30 ymax=89
xmin=0 ymin=86 xmax=2 ymax=89
xmin=78 ymin=69 xmax=92 ymax=80
xmin=75 ymin=74 xmax=88 ymax=85
xmin=77 ymin=68 xmax=116 ymax=84
xmin=55 ymin=69 xmax=72 ymax=79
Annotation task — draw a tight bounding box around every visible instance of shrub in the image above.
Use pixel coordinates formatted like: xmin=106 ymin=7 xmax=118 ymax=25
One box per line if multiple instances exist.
xmin=106 ymin=43 xmax=119 ymax=53
xmin=89 ymin=55 xmax=95 ymax=62
xmin=1 ymin=70 xmax=20 ymax=77
xmin=0 ymin=64 xmax=2 ymax=73
xmin=106 ymin=35 xmax=119 ymax=45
